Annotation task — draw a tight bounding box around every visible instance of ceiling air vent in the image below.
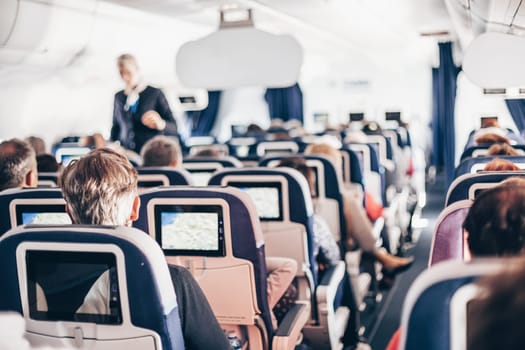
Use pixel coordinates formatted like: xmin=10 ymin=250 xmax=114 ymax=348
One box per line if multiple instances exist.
xmin=483 ymin=88 xmax=506 ymax=95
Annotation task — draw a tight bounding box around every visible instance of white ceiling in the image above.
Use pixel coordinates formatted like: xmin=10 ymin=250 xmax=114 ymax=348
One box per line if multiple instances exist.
xmin=102 ymin=0 xmax=454 ymax=65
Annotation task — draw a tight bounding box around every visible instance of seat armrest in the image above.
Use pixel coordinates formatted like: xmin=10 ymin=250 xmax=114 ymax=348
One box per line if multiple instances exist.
xmin=318 ymin=261 xmax=346 ymax=288
xmin=372 ymin=217 xmax=384 ymax=241
xmin=272 ymin=301 xmax=310 ymax=350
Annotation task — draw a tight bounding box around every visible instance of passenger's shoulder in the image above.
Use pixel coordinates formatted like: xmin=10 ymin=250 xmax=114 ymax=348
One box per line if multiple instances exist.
xmin=168 ymin=264 xmax=194 ymax=281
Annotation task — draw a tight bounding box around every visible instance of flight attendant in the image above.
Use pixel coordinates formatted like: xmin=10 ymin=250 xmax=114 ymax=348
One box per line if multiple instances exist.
xmin=110 ymin=54 xmax=177 ymax=153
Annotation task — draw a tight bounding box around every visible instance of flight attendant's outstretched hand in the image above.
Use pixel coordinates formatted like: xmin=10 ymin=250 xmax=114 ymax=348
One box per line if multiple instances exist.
xmin=141 ymin=110 xmax=166 ymax=131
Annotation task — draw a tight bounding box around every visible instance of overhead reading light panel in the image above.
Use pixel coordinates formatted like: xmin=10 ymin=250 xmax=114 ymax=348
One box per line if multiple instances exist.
xmin=463 ymin=32 xmax=525 ymax=88
xmin=176 ymin=8 xmax=303 ymax=90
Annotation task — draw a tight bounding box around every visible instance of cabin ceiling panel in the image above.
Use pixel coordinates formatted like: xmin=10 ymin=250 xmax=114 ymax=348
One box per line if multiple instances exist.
xmin=100 ymin=0 xmax=453 ymax=69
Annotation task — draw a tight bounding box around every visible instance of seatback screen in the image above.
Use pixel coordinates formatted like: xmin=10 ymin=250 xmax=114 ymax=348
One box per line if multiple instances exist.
xmin=16 ymin=204 xmax=71 ymax=226
xmin=228 ymin=182 xmax=283 ymax=221
xmin=349 ymin=113 xmax=364 ymax=122
xmin=137 ymin=180 xmax=165 ymax=188
xmin=385 ymin=111 xmax=401 ymax=122
xmin=154 ymin=204 xmax=225 ymax=256
xmin=26 ymin=250 xmax=122 ymax=324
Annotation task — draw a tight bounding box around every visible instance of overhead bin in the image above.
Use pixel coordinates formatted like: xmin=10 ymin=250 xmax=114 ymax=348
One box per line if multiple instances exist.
xmin=462 ymin=32 xmax=525 ymax=88
xmin=0 ymin=0 xmax=97 ymax=66
xmin=176 ymin=8 xmax=303 ymax=90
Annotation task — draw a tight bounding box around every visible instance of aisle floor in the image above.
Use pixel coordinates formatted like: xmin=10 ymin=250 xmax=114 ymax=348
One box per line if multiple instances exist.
xmin=366 ymin=177 xmax=446 ymax=350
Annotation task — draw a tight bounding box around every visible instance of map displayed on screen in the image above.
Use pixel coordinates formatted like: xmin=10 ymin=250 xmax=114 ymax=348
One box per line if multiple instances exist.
xmin=240 ymin=187 xmax=280 ymax=219
xmin=161 ymin=212 xmax=219 ymax=251
xmin=22 ymin=212 xmax=72 ymax=225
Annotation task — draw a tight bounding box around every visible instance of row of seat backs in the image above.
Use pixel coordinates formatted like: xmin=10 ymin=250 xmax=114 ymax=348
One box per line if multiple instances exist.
xmin=0 ymin=186 xmax=280 ymax=347
xmin=454 ymin=155 xmax=525 ymax=178
xmin=463 ymin=128 xmax=525 ymax=149
xmin=206 ymin=167 xmax=319 ymax=286
xmin=445 ymin=171 xmax=525 ymax=207
xmin=459 ymin=144 xmax=525 ymax=161
xmin=0 ymin=186 xmax=272 ymax=332
xmin=400 ymin=259 xmax=508 ymax=350
xmin=0 ymin=176 xmax=340 ymax=347
xmin=0 ymin=225 xmax=185 ymax=350
xmin=260 ymin=155 xmax=351 ymax=241
xmin=134 ymin=186 xmax=275 ymax=338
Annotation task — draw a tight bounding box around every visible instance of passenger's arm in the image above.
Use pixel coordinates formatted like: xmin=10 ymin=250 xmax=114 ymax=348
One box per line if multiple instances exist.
xmin=168 ymin=265 xmax=231 ymax=350
xmin=313 ymin=216 xmax=342 ymax=266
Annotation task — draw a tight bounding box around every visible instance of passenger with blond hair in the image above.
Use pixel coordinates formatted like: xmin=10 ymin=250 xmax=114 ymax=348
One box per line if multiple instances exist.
xmin=60 ymin=149 xmax=230 ymax=350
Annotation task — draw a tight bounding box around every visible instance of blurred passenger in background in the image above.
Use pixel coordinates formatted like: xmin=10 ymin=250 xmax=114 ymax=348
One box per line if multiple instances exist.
xmin=304 ymin=143 xmax=413 ymax=273
xmin=482 ymin=158 xmax=520 ymax=171
xmin=140 ymin=135 xmax=182 ymax=167
xmin=36 ymin=154 xmax=62 ymax=173
xmin=486 ymin=143 xmax=520 ymax=156
xmin=24 ymin=136 xmax=46 ymax=155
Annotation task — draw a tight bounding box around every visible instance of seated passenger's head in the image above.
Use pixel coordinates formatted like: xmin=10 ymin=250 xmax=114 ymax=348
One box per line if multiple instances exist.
xmin=0 ymin=138 xmax=37 ymax=191
xmin=304 ymin=143 xmax=341 ymax=170
xmin=277 ymin=157 xmax=315 ymax=196
xmin=140 ymin=136 xmax=182 ymax=167
xmin=60 ymin=149 xmax=139 ymax=226
xmin=80 ymin=133 xmax=105 ymax=149
xmin=500 ymin=176 xmax=525 ymax=187
xmin=24 ymin=136 xmax=46 ymax=155
xmin=474 ymin=133 xmax=510 ymax=145
xmin=36 ymin=154 xmax=62 ymax=173
xmin=483 ymin=158 xmax=520 ymax=171
xmin=487 ymin=143 xmax=519 ymax=156
xmin=192 ymin=147 xmax=221 ymax=158
xmin=468 ymin=256 xmax=525 ymax=350
xmin=463 ymin=184 xmax=525 ymax=257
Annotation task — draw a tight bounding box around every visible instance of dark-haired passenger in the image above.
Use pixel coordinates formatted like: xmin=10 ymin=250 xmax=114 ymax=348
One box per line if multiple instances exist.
xmin=140 ymin=135 xmax=182 ymax=167
xmin=468 ymin=256 xmax=525 ymax=350
xmin=0 ymin=138 xmax=38 ymax=191
xmin=36 ymin=154 xmax=62 ymax=173
xmin=463 ymin=184 xmax=525 ymax=258
xmin=387 ymin=183 xmax=525 ymax=350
